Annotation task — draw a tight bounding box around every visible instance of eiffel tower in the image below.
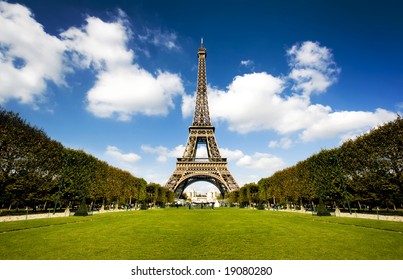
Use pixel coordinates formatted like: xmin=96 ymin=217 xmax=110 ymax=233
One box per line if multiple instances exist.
xmin=165 ymin=39 xmax=239 ymax=196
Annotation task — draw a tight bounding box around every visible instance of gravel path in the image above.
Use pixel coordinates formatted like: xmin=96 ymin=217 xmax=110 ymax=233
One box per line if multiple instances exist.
xmin=1 ymin=208 xmax=402 ymax=222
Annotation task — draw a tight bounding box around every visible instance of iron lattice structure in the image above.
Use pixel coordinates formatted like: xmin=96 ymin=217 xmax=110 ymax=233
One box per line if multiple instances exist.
xmin=165 ymin=41 xmax=239 ymax=197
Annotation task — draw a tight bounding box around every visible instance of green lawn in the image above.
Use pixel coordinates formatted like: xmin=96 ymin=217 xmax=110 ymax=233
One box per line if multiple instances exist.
xmin=0 ymin=208 xmax=402 ymax=260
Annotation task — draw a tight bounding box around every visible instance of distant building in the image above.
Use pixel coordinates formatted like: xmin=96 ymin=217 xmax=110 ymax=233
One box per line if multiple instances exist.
xmin=184 ymin=189 xmax=220 ymax=203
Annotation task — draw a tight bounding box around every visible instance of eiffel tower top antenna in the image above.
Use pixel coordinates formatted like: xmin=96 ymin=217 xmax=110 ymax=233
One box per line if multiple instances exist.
xmin=201 ymin=37 xmax=204 ymax=47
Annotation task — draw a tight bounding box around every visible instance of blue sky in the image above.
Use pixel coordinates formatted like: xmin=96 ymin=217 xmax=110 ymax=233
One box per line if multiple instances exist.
xmin=1 ymin=0 xmax=402 ymax=193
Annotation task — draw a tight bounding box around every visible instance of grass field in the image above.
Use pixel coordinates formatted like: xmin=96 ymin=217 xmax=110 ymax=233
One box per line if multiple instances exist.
xmin=0 ymin=208 xmax=402 ymax=260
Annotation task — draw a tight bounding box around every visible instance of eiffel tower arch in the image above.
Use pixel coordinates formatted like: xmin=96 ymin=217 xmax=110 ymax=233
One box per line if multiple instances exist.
xmin=165 ymin=40 xmax=239 ymax=197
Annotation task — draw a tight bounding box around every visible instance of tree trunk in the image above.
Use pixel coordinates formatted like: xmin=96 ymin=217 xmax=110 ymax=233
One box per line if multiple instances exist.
xmin=357 ymin=201 xmax=362 ymax=210
xmin=99 ymin=199 xmax=105 ymax=212
xmin=335 ymin=206 xmax=341 ymax=216
xmin=64 ymin=206 xmax=70 ymax=216
xmin=300 ymin=200 xmax=305 ymax=212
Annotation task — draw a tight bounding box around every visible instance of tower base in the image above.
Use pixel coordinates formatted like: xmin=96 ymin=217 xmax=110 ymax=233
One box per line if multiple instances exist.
xmin=166 ymin=159 xmax=239 ymax=197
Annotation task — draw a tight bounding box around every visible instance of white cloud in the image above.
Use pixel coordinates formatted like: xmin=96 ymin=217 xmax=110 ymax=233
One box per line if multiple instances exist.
xmin=236 ymin=152 xmax=285 ymax=172
xmin=220 ymin=147 xmax=244 ymax=161
xmin=85 ymin=67 xmax=184 ymax=120
xmin=240 ymin=59 xmax=254 ymax=70
xmin=299 ymin=108 xmax=396 ymax=142
xmin=104 ymin=145 xmax=141 ymax=163
xmin=102 ymin=145 xmax=141 ymax=176
xmin=0 ymin=1 xmax=66 ymax=106
xmin=141 ymin=144 xmax=184 ymax=162
xmin=138 ymin=28 xmax=179 ymax=50
xmin=268 ymin=137 xmax=294 ymax=149
xmin=181 ymin=93 xmax=196 ymax=119
xmin=61 ymin=15 xmax=185 ymax=121
xmin=288 ymin=41 xmax=333 ymax=70
xmin=288 ymin=68 xmax=333 ymax=96
xmin=181 ymin=41 xmax=396 ymax=143
xmin=287 ymin=41 xmax=340 ymax=96
xmin=61 ymin=16 xmax=133 ymax=71
xmin=208 ymin=72 xmax=286 ymax=133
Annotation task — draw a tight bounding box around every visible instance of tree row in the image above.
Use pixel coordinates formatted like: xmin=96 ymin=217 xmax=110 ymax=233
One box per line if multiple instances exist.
xmin=229 ymin=116 xmax=402 ymax=212
xmin=0 ymin=108 xmax=174 ymax=212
